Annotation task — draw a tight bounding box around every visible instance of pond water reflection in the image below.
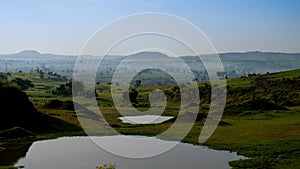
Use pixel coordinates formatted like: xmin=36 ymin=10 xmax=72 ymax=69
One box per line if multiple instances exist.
xmin=13 ymin=135 xmax=246 ymax=169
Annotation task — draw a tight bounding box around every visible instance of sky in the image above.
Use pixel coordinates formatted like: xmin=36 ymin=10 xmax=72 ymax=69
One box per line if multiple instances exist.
xmin=0 ymin=0 xmax=300 ymax=55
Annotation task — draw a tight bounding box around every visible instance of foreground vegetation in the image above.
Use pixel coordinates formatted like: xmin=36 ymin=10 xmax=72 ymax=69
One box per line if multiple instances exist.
xmin=0 ymin=69 xmax=300 ymax=168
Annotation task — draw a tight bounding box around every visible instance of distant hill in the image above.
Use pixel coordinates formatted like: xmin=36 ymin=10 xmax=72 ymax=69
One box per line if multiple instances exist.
xmin=0 ymin=50 xmax=76 ymax=60
xmin=127 ymin=52 xmax=171 ymax=60
xmin=14 ymin=50 xmax=41 ymax=56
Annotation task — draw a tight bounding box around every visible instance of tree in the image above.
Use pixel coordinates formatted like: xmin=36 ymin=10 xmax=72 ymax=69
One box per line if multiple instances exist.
xmin=129 ymin=88 xmax=138 ymax=104
xmin=123 ymin=88 xmax=139 ymax=105
xmin=134 ymin=79 xmax=142 ymax=88
xmin=39 ymin=70 xmax=45 ymax=79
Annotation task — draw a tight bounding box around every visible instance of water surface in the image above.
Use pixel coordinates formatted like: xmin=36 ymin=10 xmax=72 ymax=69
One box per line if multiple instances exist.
xmin=15 ymin=135 xmax=246 ymax=169
xmin=118 ymin=115 xmax=173 ymax=124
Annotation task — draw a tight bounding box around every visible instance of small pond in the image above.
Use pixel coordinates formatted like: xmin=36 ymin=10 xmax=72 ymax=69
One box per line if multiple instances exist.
xmin=13 ymin=135 xmax=247 ymax=169
xmin=118 ymin=115 xmax=174 ymax=124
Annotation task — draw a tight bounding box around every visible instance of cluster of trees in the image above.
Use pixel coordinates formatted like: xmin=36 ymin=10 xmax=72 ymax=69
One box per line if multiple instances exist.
xmin=0 ymin=73 xmax=34 ymax=91
xmin=254 ymin=75 xmax=300 ymax=90
xmin=216 ymin=71 xmax=226 ymax=79
xmin=96 ymin=164 xmax=116 ymax=169
xmin=52 ymin=81 xmax=73 ymax=96
xmin=11 ymin=78 xmax=34 ymax=90
xmin=198 ymin=83 xmax=211 ymax=96
xmin=47 ymin=71 xmax=61 ymax=77
xmin=51 ymin=81 xmax=97 ymax=97
xmin=36 ymin=68 xmax=67 ymax=81
xmin=164 ymin=86 xmax=180 ymax=102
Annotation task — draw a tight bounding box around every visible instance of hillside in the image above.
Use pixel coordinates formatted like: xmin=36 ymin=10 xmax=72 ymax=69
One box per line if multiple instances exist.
xmin=0 ymin=85 xmax=81 ymax=138
xmin=225 ymin=69 xmax=300 ymax=113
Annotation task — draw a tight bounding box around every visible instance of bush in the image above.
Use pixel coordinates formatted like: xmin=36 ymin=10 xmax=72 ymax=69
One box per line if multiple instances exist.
xmin=11 ymin=78 xmax=34 ymax=90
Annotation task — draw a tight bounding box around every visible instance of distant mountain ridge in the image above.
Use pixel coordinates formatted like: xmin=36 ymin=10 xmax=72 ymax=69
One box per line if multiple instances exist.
xmin=1 ymin=50 xmax=300 ymax=58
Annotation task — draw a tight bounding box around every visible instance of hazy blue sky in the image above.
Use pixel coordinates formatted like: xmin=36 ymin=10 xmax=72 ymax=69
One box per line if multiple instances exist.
xmin=0 ymin=0 xmax=299 ymax=55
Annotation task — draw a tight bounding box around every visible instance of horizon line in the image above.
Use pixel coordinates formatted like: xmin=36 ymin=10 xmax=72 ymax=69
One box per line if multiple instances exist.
xmin=1 ymin=49 xmax=300 ymax=57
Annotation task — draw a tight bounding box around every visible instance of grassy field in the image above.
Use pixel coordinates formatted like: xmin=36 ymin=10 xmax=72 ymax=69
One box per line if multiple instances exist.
xmin=0 ymin=70 xmax=300 ymax=168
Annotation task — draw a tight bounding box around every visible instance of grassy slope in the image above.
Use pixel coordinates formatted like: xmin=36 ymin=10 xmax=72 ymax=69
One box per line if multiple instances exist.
xmin=210 ymin=70 xmax=300 ymax=168
xmin=97 ymin=69 xmax=300 ymax=168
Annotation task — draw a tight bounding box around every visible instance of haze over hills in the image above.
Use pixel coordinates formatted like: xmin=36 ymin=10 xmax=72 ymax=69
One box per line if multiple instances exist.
xmin=0 ymin=50 xmax=300 ymax=85
xmin=1 ymin=50 xmax=300 ymax=61
xmin=0 ymin=50 xmax=76 ymax=60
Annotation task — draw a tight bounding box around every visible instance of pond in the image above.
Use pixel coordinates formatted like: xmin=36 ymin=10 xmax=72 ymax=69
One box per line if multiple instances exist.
xmin=13 ymin=135 xmax=247 ymax=169
xmin=118 ymin=115 xmax=174 ymax=124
